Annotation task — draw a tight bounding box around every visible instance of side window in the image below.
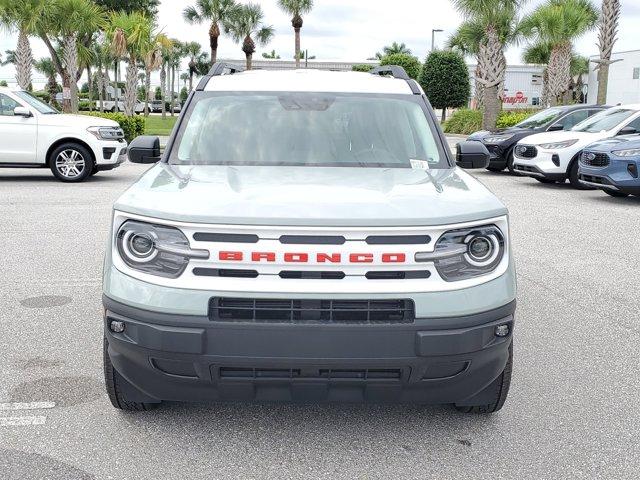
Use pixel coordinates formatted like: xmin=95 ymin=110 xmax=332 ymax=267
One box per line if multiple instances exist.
xmin=551 ymin=110 xmax=590 ymax=130
xmin=621 ymin=116 xmax=640 ymax=134
xmin=0 ymin=94 xmax=19 ymax=116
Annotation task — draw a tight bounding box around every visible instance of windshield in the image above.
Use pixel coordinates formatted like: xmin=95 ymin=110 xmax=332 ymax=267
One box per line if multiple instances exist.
xmin=515 ymin=108 xmax=564 ymax=128
xmin=171 ymin=93 xmax=448 ymax=168
xmin=572 ymin=108 xmax=636 ymax=133
xmin=14 ymin=91 xmax=59 ymax=114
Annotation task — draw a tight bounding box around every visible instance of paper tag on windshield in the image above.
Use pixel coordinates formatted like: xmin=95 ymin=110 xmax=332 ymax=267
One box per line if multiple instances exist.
xmin=410 ymin=159 xmax=430 ymax=171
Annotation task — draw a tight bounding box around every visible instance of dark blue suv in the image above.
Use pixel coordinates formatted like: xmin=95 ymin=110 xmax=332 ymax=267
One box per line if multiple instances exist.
xmin=578 ymin=135 xmax=640 ymax=197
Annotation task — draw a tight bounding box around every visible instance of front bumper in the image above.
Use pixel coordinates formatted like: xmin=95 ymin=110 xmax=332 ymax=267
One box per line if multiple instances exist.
xmin=513 ymin=149 xmax=568 ymax=180
xmin=95 ymin=141 xmax=128 ymax=167
xmin=104 ymin=296 xmax=516 ymax=405
xmin=579 ymin=161 xmax=640 ymax=195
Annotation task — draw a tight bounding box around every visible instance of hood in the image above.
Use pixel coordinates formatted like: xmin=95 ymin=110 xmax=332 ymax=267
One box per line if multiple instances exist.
xmin=521 ymin=130 xmax=605 ymax=146
xmin=584 ymin=134 xmax=640 ymax=153
xmin=114 ymin=164 xmax=508 ymax=227
xmin=467 ymin=127 xmax=526 ymax=140
xmin=37 ymin=113 xmax=119 ymax=128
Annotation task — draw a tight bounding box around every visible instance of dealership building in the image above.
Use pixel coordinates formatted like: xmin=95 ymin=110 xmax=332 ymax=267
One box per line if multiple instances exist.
xmin=588 ymin=49 xmax=640 ymax=105
xmin=467 ymin=64 xmax=545 ymax=110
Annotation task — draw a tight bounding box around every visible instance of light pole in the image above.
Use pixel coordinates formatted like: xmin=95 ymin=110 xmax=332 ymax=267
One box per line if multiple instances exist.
xmin=431 ymin=29 xmax=444 ymax=52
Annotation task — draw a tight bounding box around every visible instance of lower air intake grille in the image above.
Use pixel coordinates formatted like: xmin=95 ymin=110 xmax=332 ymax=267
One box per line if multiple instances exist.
xmin=218 ymin=367 xmax=403 ymax=381
xmin=209 ymin=298 xmax=415 ymax=324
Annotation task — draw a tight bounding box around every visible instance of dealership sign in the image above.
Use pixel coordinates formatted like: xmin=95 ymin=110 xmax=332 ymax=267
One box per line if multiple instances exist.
xmin=504 ymin=91 xmax=528 ymax=105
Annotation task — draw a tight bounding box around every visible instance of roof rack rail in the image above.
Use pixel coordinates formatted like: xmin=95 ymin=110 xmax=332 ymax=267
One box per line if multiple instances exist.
xmin=196 ymin=62 xmax=245 ymax=91
xmin=369 ymin=65 xmax=410 ymax=81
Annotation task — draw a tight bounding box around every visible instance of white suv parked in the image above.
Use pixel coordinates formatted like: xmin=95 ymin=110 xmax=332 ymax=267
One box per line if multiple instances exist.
xmin=0 ymin=88 xmax=128 ymax=182
xmin=512 ymin=105 xmax=640 ymax=188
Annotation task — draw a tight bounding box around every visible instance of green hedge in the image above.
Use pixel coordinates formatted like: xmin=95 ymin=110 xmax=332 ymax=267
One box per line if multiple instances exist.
xmin=352 ymin=64 xmax=374 ymax=72
xmin=444 ymin=109 xmax=538 ymax=135
xmin=380 ymin=53 xmax=422 ymax=80
xmin=83 ymin=112 xmax=145 ymax=142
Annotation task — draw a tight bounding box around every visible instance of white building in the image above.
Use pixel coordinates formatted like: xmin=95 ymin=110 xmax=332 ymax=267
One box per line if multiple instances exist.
xmin=468 ymin=64 xmax=545 ymax=110
xmin=588 ymin=49 xmax=640 ymax=105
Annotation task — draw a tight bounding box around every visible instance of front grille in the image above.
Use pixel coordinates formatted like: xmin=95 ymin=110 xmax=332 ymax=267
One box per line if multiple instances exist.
xmin=581 ymin=152 xmax=610 ymax=167
xmin=514 ymin=164 xmax=538 ymax=174
xmin=515 ymin=145 xmax=538 ymax=158
xmin=209 ymin=298 xmax=415 ymax=324
xmin=218 ymin=367 xmax=403 ymax=381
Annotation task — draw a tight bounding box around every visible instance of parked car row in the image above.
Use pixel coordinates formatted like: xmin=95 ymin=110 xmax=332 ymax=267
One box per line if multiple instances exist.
xmin=469 ymin=104 xmax=640 ymax=198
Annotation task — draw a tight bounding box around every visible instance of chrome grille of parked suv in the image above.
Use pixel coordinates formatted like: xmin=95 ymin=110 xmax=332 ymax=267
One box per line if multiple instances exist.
xmin=581 ymin=152 xmax=610 ymax=167
xmin=209 ymin=298 xmax=416 ymax=324
xmin=515 ymin=145 xmax=538 ymax=158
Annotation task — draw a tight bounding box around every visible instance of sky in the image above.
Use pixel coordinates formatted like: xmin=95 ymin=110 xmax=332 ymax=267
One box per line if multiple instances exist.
xmin=1 ymin=0 xmax=640 ymax=88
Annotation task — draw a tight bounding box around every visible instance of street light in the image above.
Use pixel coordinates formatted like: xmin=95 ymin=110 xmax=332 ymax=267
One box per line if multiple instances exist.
xmin=431 ymin=29 xmax=444 ymax=52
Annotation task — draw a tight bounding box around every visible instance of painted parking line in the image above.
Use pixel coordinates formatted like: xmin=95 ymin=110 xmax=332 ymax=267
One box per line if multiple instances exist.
xmin=0 ymin=402 xmax=56 ymax=411
xmin=0 ymin=416 xmax=47 ymax=426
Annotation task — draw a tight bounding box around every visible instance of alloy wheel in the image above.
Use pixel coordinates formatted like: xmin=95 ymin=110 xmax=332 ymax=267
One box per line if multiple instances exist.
xmin=55 ymin=149 xmax=86 ymax=179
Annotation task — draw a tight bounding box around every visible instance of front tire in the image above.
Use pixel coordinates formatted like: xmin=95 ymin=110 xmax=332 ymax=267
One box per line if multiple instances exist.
xmin=49 ymin=143 xmax=94 ymax=182
xmin=103 ymin=338 xmax=159 ymax=411
xmin=568 ymin=159 xmax=594 ymax=190
xmin=506 ymin=150 xmax=517 ymax=175
xmin=455 ymin=344 xmax=512 ymax=414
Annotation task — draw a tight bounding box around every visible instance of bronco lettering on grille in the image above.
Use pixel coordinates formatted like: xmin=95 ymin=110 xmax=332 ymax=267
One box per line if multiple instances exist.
xmin=218 ymin=252 xmax=407 ymax=263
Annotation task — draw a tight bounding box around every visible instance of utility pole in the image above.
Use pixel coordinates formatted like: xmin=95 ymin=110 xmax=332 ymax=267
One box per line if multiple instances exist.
xmin=431 ymin=29 xmax=444 ymax=52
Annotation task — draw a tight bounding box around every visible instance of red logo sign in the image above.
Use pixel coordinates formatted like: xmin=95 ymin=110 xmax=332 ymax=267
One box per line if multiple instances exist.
xmin=218 ymin=252 xmax=407 ymax=264
xmin=504 ymin=91 xmax=528 ymax=105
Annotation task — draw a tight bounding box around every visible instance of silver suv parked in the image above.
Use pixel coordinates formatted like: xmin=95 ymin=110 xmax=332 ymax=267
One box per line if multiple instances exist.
xmin=103 ymin=64 xmax=517 ymax=413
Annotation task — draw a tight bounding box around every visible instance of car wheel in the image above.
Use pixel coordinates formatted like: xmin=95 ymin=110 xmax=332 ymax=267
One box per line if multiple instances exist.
xmin=455 ymin=344 xmax=512 ymax=414
xmin=568 ymin=158 xmax=594 ymax=190
xmin=103 ymin=337 xmax=159 ymax=411
xmin=604 ymin=190 xmax=629 ymax=198
xmin=506 ymin=150 xmax=517 ymax=175
xmin=49 ymin=143 xmax=94 ymax=183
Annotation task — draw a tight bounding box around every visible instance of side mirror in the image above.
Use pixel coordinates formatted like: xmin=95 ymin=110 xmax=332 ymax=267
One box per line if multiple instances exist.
xmin=128 ymin=135 xmax=161 ymax=164
xmin=456 ymin=141 xmax=490 ymax=169
xmin=14 ymin=106 xmax=32 ymax=117
xmin=617 ymin=126 xmax=637 ymax=136
xmin=547 ymin=123 xmax=564 ymax=132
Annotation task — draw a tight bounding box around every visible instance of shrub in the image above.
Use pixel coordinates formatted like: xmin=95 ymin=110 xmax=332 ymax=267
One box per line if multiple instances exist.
xmin=380 ymin=53 xmax=422 ymax=80
xmin=33 ymin=90 xmax=50 ymax=103
xmin=420 ymin=51 xmax=470 ymax=122
xmin=84 ymin=112 xmax=145 ymax=142
xmin=78 ymin=101 xmax=92 ymax=111
xmin=352 ymin=64 xmax=374 ymax=73
xmin=443 ymin=109 xmax=483 ymax=135
xmin=496 ymin=109 xmax=537 ymax=129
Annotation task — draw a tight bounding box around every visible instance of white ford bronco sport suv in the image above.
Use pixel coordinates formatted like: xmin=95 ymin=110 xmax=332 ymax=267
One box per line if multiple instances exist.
xmin=0 ymin=87 xmax=127 ymax=182
xmin=103 ymin=64 xmax=516 ymax=413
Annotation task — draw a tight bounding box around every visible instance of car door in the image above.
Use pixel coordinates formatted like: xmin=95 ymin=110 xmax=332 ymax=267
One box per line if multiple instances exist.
xmin=615 ymin=115 xmax=640 ymax=136
xmin=548 ymin=109 xmax=591 ymax=131
xmin=0 ymin=93 xmax=38 ymax=164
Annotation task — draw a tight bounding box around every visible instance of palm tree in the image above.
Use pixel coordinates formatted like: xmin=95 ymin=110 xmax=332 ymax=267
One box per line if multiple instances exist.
xmin=47 ymin=0 xmax=105 ymax=113
xmin=183 ymin=0 xmax=237 ymax=65
xmin=594 ymin=0 xmax=621 ymax=104
xmin=374 ymin=41 xmax=413 ymax=60
xmin=34 ymin=58 xmax=59 ymax=105
xmin=91 ymin=41 xmax=113 ymax=112
xmin=142 ymin=32 xmax=170 ymax=116
xmin=184 ymin=41 xmax=202 ymax=91
xmin=0 ymin=0 xmax=45 ymax=90
xmin=521 ymin=0 xmax=598 ymax=106
xmin=448 ymin=21 xmax=485 ymax=108
xmin=277 ymin=0 xmax=313 ymax=69
xmin=159 ymin=40 xmax=175 ymax=119
xmin=523 ymin=41 xmax=552 ymax=106
xmin=451 ymin=0 xmax=525 ymax=130
xmin=228 ymin=3 xmax=274 ymax=70
xmin=108 ymin=11 xmax=153 ymax=116
xmin=167 ymin=41 xmax=185 ymax=116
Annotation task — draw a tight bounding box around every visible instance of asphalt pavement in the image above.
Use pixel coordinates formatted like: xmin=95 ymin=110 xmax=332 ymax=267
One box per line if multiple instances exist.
xmin=0 ymin=150 xmax=639 ymax=479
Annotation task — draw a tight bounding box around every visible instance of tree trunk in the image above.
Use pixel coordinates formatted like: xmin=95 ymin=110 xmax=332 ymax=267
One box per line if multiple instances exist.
xmin=97 ymin=69 xmax=105 ymax=112
xmin=209 ymin=22 xmax=220 ymax=65
xmin=294 ymin=28 xmax=301 ymax=68
xmin=15 ymin=29 xmax=33 ymax=90
xmin=160 ymin=64 xmax=166 ymax=119
xmin=145 ymin=69 xmax=151 ymax=117
xmin=441 ymin=108 xmax=447 ymax=124
xmin=114 ymin=60 xmax=119 ymax=112
xmin=243 ymin=36 xmax=256 ymax=70
xmin=597 ymin=0 xmax=621 ymax=105
xmin=62 ymin=35 xmax=80 ymax=114
xmin=124 ymin=56 xmax=138 ymax=116
xmin=87 ymin=65 xmax=93 ymax=112
xmin=547 ymin=43 xmax=572 ymax=106
xmin=246 ymin=53 xmax=252 ymax=70
xmin=170 ymin=66 xmax=175 ymax=116
xmin=478 ymin=26 xmax=506 ymax=130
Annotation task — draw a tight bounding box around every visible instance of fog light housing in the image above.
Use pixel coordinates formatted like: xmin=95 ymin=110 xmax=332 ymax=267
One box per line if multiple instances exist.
xmin=552 ymin=154 xmax=560 ymax=167
xmin=627 ymin=163 xmax=638 ymax=178
xmin=110 ymin=320 xmax=125 ymax=333
xmin=495 ymin=324 xmax=510 ymax=337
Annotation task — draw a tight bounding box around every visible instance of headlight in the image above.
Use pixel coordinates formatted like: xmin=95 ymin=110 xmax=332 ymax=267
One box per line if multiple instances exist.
xmin=612 ymin=148 xmax=640 ymax=157
xmin=415 ymin=225 xmax=505 ymax=281
xmin=483 ymin=134 xmax=514 ymax=144
xmin=116 ymin=220 xmax=209 ymax=278
xmin=539 ymin=139 xmax=578 ymax=149
xmin=87 ymin=126 xmax=124 ymax=140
